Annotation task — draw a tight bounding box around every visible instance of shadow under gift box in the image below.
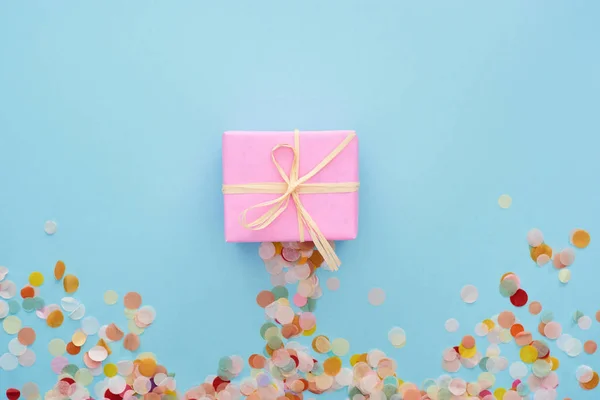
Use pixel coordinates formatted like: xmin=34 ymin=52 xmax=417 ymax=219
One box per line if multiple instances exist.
xmin=222 ymin=130 xmax=359 ymax=243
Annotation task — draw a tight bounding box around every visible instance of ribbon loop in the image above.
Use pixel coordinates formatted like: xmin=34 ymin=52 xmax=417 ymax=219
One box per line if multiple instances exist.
xmin=222 ymin=130 xmax=359 ymax=271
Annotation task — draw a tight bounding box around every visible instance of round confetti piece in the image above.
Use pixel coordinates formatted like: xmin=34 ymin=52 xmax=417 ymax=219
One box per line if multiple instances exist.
xmin=444 ymin=318 xmax=459 ymax=333
xmin=552 ymin=254 xmax=565 ymax=269
xmin=18 ymin=349 xmax=36 ymax=367
xmin=566 ymin=338 xmax=583 ymax=357
xmin=323 ymin=356 xmax=342 ymax=376
xmin=44 ymin=220 xmax=57 ymax=235
xmin=475 ymin=322 xmax=489 ymax=336
xmin=66 ymin=342 xmax=81 ymax=356
xmin=104 ymin=363 xmax=118 ymax=377
xmin=72 ymin=330 xmax=87 ymax=347
xmin=528 ymin=301 xmax=542 ymax=315
xmin=498 ymin=311 xmax=515 ymax=329
xmin=532 ymin=359 xmax=552 ymax=378
xmin=50 ymin=356 xmax=69 ymax=374
xmin=123 ymin=293 xmax=142 ymax=310
xmin=509 ymin=361 xmax=528 ymax=379
xmin=578 ymin=315 xmax=592 ymax=330
xmin=256 ymin=290 xmax=275 ymax=308
xmin=17 ymin=327 xmax=36 ymax=346
xmin=368 ymin=288 xmax=386 ymax=306
xmin=82 ymin=316 xmax=100 ymax=335
xmin=3 ymin=316 xmax=22 ymax=334
xmin=54 ymin=261 xmax=66 ymax=281
xmin=9 ymin=338 xmax=26 ymax=356
xmin=331 ymin=338 xmax=350 ymax=356
xmin=530 ymin=243 xmax=552 ymax=263
xmin=558 ymin=269 xmax=571 ymax=283
xmin=543 ymin=321 xmax=562 ymax=339
xmin=123 ymin=333 xmax=140 ymax=351
xmin=0 ymin=353 xmax=18 ymax=371
xmin=88 ymin=346 xmax=108 ymax=362
xmin=527 ymin=228 xmax=544 ymax=247
xmin=0 ymin=280 xmax=17 ymax=299
xmin=571 ymin=229 xmax=591 ymax=249
xmin=63 ymin=275 xmax=79 ymax=294
xmin=510 ymin=323 xmax=524 ymax=337
xmin=460 ymin=285 xmax=478 ymax=304
xmin=576 ymin=365 xmax=594 ymax=383
xmin=48 ymin=339 xmax=66 ymax=357
xmin=75 ymin=368 xmax=93 ymax=386
xmin=21 ymin=382 xmax=39 ymax=400
xmin=559 ymin=248 xmax=575 ymax=266
xmin=498 ymin=194 xmax=512 ymax=209
xmin=103 ymin=290 xmax=118 ymax=305
xmin=510 ymin=289 xmax=528 ymax=307
xmin=28 ymin=272 xmax=44 ymax=287
xmin=536 ymin=254 xmax=550 ymax=266
xmin=326 ymin=277 xmax=340 ymax=291
xmin=46 ymin=310 xmax=64 ymax=328
xmin=258 ymin=242 xmax=276 ymax=260
xmin=584 ymin=340 xmax=597 ymax=355
xmin=388 ymin=327 xmax=406 ymax=348
xmin=461 ymin=335 xmax=475 ymax=349
xmin=138 ymin=358 xmax=157 ymax=377
xmin=581 ymin=372 xmax=599 ymax=390
xmin=20 ymin=286 xmax=34 ymax=299
xmin=108 ymin=375 xmax=127 ymax=394
xmin=520 ymin=345 xmax=538 ymax=363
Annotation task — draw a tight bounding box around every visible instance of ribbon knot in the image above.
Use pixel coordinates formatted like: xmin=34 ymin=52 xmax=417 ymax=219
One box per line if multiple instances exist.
xmin=222 ymin=130 xmax=359 ymax=271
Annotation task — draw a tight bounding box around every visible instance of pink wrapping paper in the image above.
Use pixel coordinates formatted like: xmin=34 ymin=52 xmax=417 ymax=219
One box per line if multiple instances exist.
xmin=222 ymin=130 xmax=359 ymax=242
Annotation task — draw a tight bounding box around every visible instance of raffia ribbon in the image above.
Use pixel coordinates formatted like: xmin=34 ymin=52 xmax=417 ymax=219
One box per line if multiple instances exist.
xmin=222 ymin=130 xmax=359 ymax=271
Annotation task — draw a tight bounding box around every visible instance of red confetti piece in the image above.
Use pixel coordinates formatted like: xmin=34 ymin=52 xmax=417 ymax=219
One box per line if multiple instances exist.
xmin=6 ymin=389 xmax=20 ymax=400
xmin=510 ymin=289 xmax=528 ymax=307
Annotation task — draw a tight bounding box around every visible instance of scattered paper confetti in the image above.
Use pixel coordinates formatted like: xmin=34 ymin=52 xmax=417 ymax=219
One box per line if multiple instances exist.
xmin=367 ymin=287 xmax=386 ymax=306
xmin=498 ymin=194 xmax=512 ymax=209
xmin=103 ymin=290 xmax=118 ymax=305
xmin=460 ymin=284 xmax=478 ymax=304
xmin=44 ymin=220 xmax=58 ymax=235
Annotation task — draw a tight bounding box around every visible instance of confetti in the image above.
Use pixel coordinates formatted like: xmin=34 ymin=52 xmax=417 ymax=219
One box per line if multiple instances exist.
xmin=28 ymin=272 xmax=44 ymax=287
xmin=527 ymin=228 xmax=544 ymax=247
xmin=498 ymin=194 xmax=512 ymax=209
xmin=367 ymin=288 xmax=385 ymax=306
xmin=584 ymin=340 xmax=597 ymax=355
xmin=54 ymin=260 xmax=66 ymax=280
xmin=571 ymin=229 xmax=591 ymax=249
xmin=3 ymin=315 xmax=22 ymax=334
xmin=44 ymin=220 xmax=58 ymax=235
xmin=444 ymin=318 xmax=459 ymax=333
xmin=460 ymin=284 xmax=478 ymax=304
xmin=124 ymin=292 xmax=142 ymax=309
xmin=326 ymin=277 xmax=340 ymax=291
xmin=388 ymin=327 xmax=406 ymax=348
xmin=103 ymin=290 xmax=118 ymax=305
xmin=528 ymin=301 xmax=542 ymax=315
xmin=63 ymin=275 xmax=79 ymax=294
xmin=558 ymin=269 xmax=571 ymax=283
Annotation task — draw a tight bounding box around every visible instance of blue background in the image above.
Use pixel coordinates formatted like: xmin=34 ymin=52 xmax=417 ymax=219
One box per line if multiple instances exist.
xmin=1 ymin=1 xmax=600 ymax=398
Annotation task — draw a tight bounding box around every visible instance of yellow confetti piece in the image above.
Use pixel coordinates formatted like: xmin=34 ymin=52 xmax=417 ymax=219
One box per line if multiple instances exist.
xmin=494 ymin=387 xmax=507 ymax=399
xmin=458 ymin=344 xmax=477 ymax=359
xmin=103 ymin=290 xmax=119 ymax=305
xmin=303 ymin=325 xmax=316 ymax=336
xmin=104 ymin=363 xmax=118 ymax=377
xmin=47 ymin=310 xmax=64 ymax=328
xmin=550 ymin=356 xmax=560 ymax=370
xmin=498 ymin=194 xmax=512 ymax=209
xmin=72 ymin=330 xmax=87 ymax=347
xmin=483 ymin=319 xmax=495 ymax=330
xmin=63 ymin=274 xmax=79 ymax=293
xmin=3 ymin=316 xmax=22 ymax=334
xmin=520 ymin=345 xmax=538 ymax=363
xmin=28 ymin=272 xmax=44 ymax=287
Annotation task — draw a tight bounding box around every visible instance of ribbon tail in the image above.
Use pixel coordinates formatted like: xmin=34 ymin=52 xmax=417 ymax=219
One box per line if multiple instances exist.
xmin=296 ymin=202 xmax=341 ymax=271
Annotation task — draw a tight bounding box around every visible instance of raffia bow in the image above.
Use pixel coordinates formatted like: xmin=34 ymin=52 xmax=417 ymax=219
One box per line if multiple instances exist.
xmin=222 ymin=130 xmax=359 ymax=270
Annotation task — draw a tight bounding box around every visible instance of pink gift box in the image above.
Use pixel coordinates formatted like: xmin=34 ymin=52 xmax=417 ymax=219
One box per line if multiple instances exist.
xmin=222 ymin=130 xmax=359 ymax=242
